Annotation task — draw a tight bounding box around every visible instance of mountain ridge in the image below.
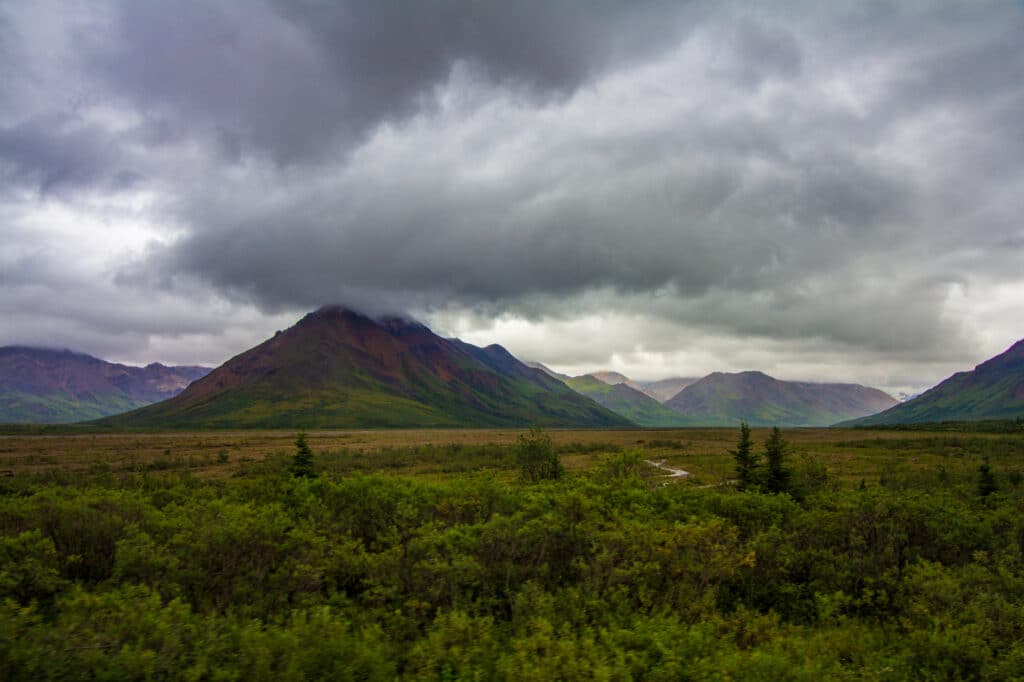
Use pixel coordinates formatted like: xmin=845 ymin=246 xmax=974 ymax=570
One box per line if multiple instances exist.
xmin=563 ymin=374 xmax=690 ymax=427
xmin=637 ymin=376 xmax=700 ymax=403
xmin=98 ymin=306 xmax=632 ymax=429
xmin=0 ymin=346 xmax=210 ymax=423
xmin=844 ymin=339 xmax=1024 ymax=426
xmin=664 ymin=370 xmax=897 ymax=426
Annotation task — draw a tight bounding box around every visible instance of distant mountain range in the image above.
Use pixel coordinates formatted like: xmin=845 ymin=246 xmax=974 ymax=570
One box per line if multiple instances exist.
xmin=0 ymin=346 xmax=209 ymax=423
xmin=663 ymin=371 xmax=898 ymax=426
xmin=97 ymin=306 xmax=630 ymax=429
xmin=636 ymin=377 xmax=699 ymax=403
xmin=8 ymin=309 xmax=1014 ymax=429
xmin=588 ymin=371 xmax=643 ymax=392
xmin=585 ymin=372 xmax=700 ymax=404
xmin=554 ymin=367 xmax=896 ymax=427
xmin=525 ymin=362 xmax=570 ymax=381
xmin=563 ymin=374 xmax=689 ymax=427
xmin=844 ymin=339 xmax=1024 ymax=426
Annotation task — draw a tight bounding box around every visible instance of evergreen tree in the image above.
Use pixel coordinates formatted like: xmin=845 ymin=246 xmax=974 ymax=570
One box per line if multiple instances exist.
xmin=763 ymin=426 xmax=791 ymax=494
xmin=730 ymin=422 xmax=760 ymax=490
xmin=290 ymin=432 xmax=317 ymax=478
xmin=977 ymin=456 xmax=997 ymax=497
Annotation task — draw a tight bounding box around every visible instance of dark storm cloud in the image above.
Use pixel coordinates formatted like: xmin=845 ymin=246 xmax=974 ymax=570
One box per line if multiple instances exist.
xmin=722 ymin=19 xmax=802 ymax=86
xmin=1 ymin=1 xmax=1023 ymax=388
xmin=87 ymin=0 xmax=696 ymax=163
xmin=0 ymin=113 xmax=139 ymax=194
xmin=128 ymin=0 xmax=1023 ymax=362
xmin=146 ymin=91 xmax=919 ymax=344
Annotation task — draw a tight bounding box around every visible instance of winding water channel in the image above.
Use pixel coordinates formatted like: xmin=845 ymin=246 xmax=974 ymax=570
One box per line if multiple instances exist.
xmin=644 ymin=459 xmax=690 ymax=478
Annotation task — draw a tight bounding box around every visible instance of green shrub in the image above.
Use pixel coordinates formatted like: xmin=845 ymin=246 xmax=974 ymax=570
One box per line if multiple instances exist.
xmin=517 ymin=429 xmax=563 ymax=482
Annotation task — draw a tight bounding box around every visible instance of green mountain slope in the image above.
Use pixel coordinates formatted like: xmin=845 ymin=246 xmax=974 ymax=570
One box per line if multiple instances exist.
xmin=665 ymin=371 xmax=897 ymax=426
xmin=564 ymin=375 xmax=690 ymax=427
xmin=845 ymin=339 xmax=1024 ymax=426
xmin=98 ymin=307 xmax=633 ymax=429
xmin=0 ymin=347 xmax=209 ymax=424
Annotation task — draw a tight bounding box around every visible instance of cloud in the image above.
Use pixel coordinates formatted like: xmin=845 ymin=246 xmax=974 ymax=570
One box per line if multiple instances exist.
xmin=84 ymin=0 xmax=698 ymax=163
xmin=0 ymin=1 xmax=1022 ymax=394
xmin=0 ymin=113 xmax=142 ymax=194
xmin=137 ymin=24 xmax=925 ymax=345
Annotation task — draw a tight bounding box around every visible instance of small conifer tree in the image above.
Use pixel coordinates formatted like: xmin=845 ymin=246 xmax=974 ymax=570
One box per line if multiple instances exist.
xmin=730 ymin=422 xmax=760 ymax=490
xmin=290 ymin=432 xmax=317 ymax=478
xmin=977 ymin=456 xmax=997 ymax=498
xmin=763 ymin=426 xmax=791 ymax=495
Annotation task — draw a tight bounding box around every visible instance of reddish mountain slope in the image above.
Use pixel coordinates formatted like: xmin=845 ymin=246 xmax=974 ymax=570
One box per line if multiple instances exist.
xmin=100 ymin=306 xmax=632 ymax=429
xmin=0 ymin=346 xmax=209 ymax=423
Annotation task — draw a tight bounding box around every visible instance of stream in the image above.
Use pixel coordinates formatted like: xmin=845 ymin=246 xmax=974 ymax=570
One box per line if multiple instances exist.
xmin=644 ymin=459 xmax=690 ymax=478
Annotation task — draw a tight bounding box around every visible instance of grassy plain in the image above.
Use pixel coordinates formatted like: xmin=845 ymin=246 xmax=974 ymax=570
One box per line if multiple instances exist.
xmin=2 ymin=426 xmax=1022 ymax=489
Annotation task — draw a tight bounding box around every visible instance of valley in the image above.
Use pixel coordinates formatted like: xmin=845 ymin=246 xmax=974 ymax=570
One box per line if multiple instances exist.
xmin=2 ymin=425 xmax=1020 ymax=487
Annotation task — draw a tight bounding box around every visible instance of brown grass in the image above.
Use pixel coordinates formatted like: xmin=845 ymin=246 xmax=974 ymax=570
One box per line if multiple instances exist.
xmin=3 ymin=427 xmax=1020 ymax=487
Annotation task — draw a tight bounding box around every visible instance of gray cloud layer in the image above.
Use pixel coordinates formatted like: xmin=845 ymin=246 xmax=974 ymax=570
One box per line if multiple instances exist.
xmin=86 ymin=0 xmax=695 ymax=163
xmin=1 ymin=1 xmax=1022 ymax=392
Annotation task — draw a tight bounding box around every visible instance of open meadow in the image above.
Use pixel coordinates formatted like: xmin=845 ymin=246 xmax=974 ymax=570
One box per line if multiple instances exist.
xmin=4 ymin=426 xmax=1023 ymax=488
xmin=2 ymin=425 xmax=1024 ymax=679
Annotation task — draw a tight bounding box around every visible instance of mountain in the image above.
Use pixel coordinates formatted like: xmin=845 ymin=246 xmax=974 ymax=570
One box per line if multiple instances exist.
xmin=563 ymin=374 xmax=690 ymax=427
xmin=99 ymin=306 xmax=632 ymax=429
xmin=664 ymin=371 xmax=898 ymax=427
xmin=638 ymin=377 xmax=699 ymax=403
xmin=589 ymin=371 xmax=643 ymax=392
xmin=845 ymin=340 xmax=1024 ymax=426
xmin=0 ymin=346 xmax=210 ymax=423
xmin=525 ymin=361 xmax=570 ymax=381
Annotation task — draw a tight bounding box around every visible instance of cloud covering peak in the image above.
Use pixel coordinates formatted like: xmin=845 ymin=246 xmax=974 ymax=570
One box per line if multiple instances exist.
xmin=1 ymin=1 xmax=1022 ymax=395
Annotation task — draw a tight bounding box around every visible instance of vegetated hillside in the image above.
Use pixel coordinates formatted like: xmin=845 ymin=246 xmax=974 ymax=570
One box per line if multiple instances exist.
xmin=0 ymin=346 xmax=209 ymax=423
xmin=638 ymin=376 xmax=699 ymax=403
xmin=665 ymin=370 xmax=897 ymax=426
xmin=99 ymin=306 xmax=633 ymax=429
xmin=846 ymin=339 xmax=1024 ymax=426
xmin=564 ymin=374 xmax=690 ymax=427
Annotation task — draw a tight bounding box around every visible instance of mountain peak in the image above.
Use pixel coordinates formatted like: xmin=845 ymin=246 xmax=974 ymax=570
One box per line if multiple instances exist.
xmin=667 ymin=370 xmax=897 ymax=426
xmin=99 ymin=309 xmax=631 ymax=429
xmin=380 ymin=315 xmax=429 ymax=334
xmin=975 ymin=338 xmax=1024 ymax=372
xmin=849 ymin=337 xmax=1024 ymax=426
xmin=304 ymin=304 xmax=427 ymax=333
xmin=306 ymin=304 xmax=372 ymax=323
xmin=589 ymin=371 xmax=644 ymax=392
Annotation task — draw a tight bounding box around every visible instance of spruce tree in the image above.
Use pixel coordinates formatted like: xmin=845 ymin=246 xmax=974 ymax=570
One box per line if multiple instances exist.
xmin=977 ymin=456 xmax=997 ymax=498
xmin=763 ymin=426 xmax=791 ymax=495
xmin=730 ymin=422 xmax=760 ymax=490
xmin=290 ymin=432 xmax=317 ymax=479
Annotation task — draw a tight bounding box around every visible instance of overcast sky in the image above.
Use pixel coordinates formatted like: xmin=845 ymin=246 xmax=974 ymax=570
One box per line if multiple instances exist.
xmin=2 ymin=1 xmax=1022 ymax=396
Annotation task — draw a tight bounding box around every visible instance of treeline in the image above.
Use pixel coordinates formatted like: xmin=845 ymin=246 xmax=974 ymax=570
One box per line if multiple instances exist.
xmin=856 ymin=417 xmax=1024 ymax=433
xmin=1 ymin=435 xmax=1024 ymax=678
